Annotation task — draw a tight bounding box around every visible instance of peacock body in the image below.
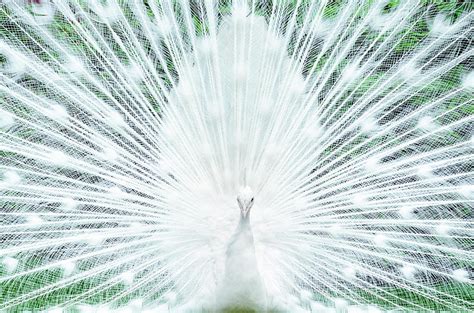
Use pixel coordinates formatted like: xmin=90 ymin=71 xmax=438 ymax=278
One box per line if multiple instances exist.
xmin=0 ymin=0 xmax=473 ymax=312
xmin=216 ymin=187 xmax=266 ymax=311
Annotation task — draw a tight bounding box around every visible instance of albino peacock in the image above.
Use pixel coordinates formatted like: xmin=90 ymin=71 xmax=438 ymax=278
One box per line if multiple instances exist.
xmin=0 ymin=0 xmax=473 ymax=312
xmin=216 ymin=186 xmax=266 ymax=311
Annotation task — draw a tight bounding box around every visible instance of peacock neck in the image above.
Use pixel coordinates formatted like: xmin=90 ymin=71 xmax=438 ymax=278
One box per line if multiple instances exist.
xmin=239 ymin=213 xmax=250 ymax=227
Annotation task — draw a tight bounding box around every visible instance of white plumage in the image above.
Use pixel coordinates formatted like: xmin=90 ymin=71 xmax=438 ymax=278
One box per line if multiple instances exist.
xmin=216 ymin=186 xmax=266 ymax=311
xmin=0 ymin=0 xmax=473 ymax=312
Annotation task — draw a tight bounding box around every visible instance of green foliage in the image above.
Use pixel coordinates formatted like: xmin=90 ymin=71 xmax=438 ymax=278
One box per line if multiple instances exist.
xmin=356 ymin=283 xmax=474 ymax=311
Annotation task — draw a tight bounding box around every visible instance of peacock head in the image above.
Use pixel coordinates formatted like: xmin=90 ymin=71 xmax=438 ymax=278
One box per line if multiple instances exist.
xmin=237 ymin=186 xmax=254 ymax=219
